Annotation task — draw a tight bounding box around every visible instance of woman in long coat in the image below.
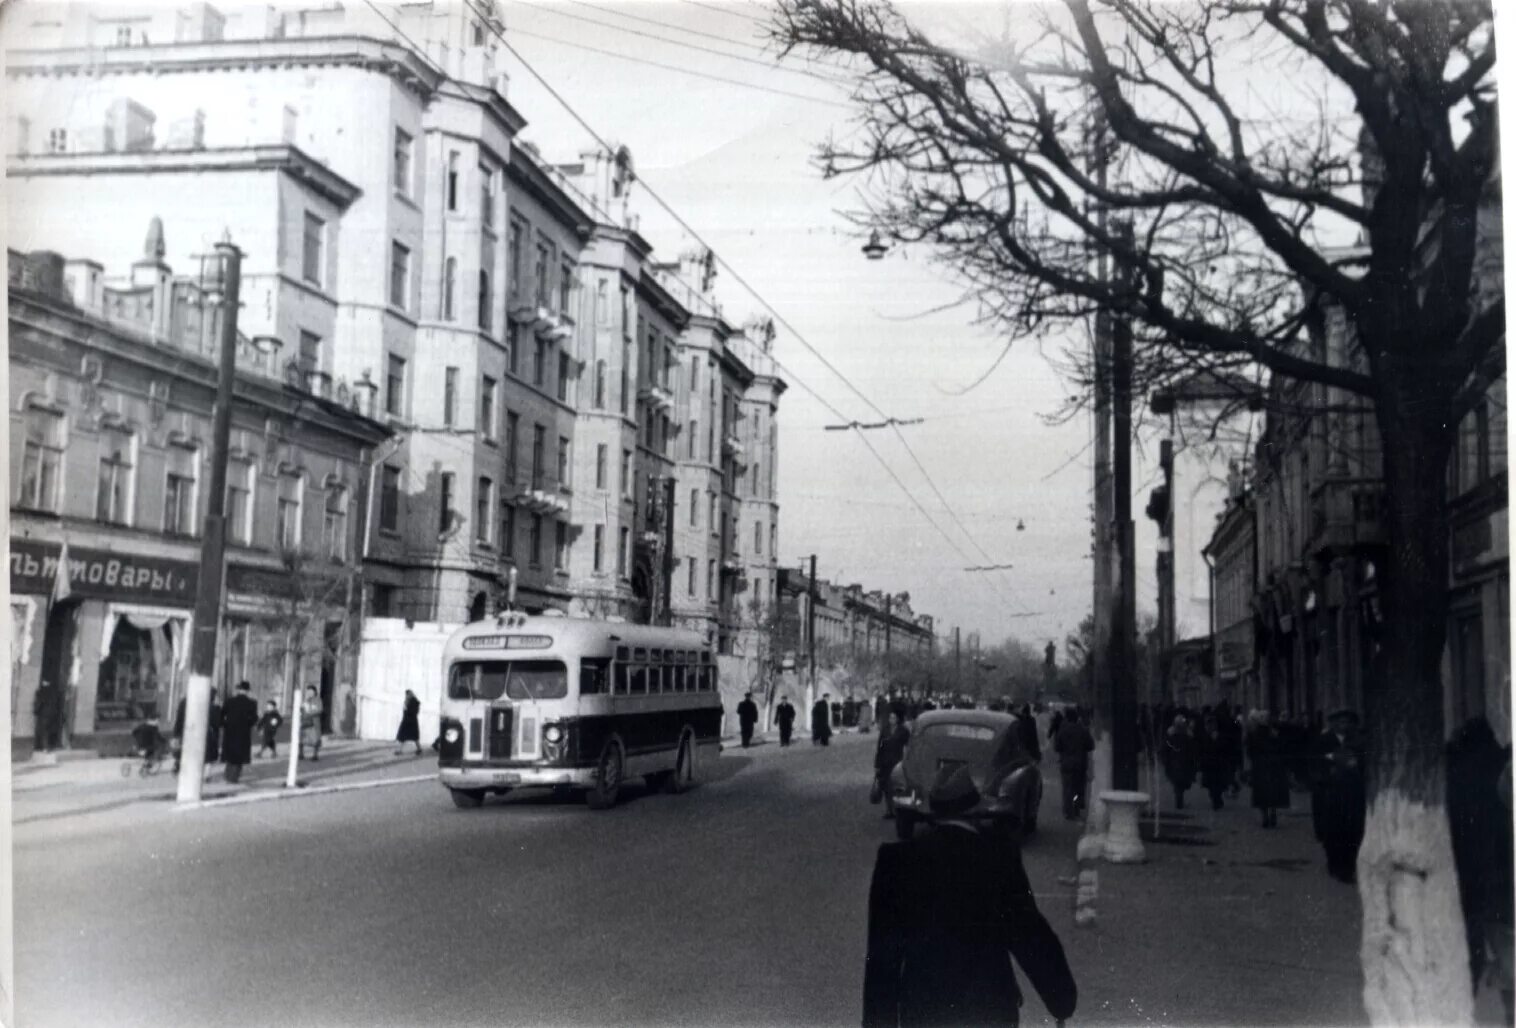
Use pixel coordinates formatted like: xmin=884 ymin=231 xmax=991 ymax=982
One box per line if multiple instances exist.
xmin=1163 ymin=716 xmax=1198 ymax=810
xmin=299 ymin=686 xmax=324 ymax=761
xmin=395 ymin=689 xmax=422 ymax=756
xmin=1246 ymin=712 xmax=1291 ymax=827
xmin=1197 ymin=717 xmax=1231 ymax=811
xmin=811 ymin=694 xmax=833 ymax=746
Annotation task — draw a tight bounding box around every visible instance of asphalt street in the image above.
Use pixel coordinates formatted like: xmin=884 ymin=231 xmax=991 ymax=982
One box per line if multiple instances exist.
xmin=15 ymin=734 xmax=1085 ymax=1028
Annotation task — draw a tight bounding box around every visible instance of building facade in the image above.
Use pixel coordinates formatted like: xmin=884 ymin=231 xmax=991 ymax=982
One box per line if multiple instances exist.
xmin=9 ymin=241 xmax=393 ymax=756
xmin=1203 ymin=474 xmax=1258 ymax=711
xmin=776 ymin=569 xmax=937 ymax=694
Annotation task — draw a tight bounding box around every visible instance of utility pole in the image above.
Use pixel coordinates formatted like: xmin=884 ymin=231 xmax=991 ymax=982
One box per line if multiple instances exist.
xmin=884 ymin=594 xmax=892 ymax=654
xmin=1150 ymin=439 xmax=1175 ymax=709
xmin=661 ymin=477 xmax=676 ymax=627
xmin=807 ymin=555 xmax=818 ymax=700
xmin=1088 ymin=108 xmax=1116 ymax=732
xmin=1111 ymin=219 xmax=1139 ymax=791
xmin=177 ymin=235 xmax=241 ymax=803
xmin=954 ymin=626 xmax=961 ymax=698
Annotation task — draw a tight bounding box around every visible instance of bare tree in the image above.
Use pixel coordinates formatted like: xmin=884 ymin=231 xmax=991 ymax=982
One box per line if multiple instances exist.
xmin=775 ymin=1 xmax=1499 ymax=1019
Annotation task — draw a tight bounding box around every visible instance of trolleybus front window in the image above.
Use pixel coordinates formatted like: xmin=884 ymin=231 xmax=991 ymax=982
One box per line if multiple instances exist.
xmin=448 ymin=661 xmax=568 ymax=701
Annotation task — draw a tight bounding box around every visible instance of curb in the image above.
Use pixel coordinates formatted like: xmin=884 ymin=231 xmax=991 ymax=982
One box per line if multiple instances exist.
xmin=173 ymin=772 xmax=436 ymax=811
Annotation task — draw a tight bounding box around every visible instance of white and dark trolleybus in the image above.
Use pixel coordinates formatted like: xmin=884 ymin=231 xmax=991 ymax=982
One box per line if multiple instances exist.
xmin=437 ymin=613 xmax=723 ymax=809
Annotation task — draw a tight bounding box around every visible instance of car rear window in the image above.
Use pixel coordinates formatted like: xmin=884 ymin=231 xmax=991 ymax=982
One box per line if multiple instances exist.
xmin=923 ymin=723 xmax=995 ymax=742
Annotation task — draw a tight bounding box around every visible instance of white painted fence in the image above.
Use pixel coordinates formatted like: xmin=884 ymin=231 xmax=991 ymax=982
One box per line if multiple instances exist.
xmin=354 ymin=618 xmax=458 ymax=744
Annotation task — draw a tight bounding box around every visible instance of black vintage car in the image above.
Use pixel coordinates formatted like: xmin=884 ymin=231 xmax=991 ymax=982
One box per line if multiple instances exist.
xmin=887 ymin=709 xmax=1042 ymax=841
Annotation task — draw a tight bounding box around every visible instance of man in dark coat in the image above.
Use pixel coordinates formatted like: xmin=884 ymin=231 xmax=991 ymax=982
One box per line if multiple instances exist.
xmin=874 ymin=705 xmax=911 ymax=820
xmin=1312 ymin=709 xmax=1367 ymax=883
xmin=1163 ymin=715 xmax=1199 ymax=810
xmin=33 ymin=683 xmax=63 ymax=752
xmin=775 ymin=696 xmax=797 ymax=746
xmin=220 ymin=681 xmax=260 ymax=784
xmin=1246 ymin=713 xmax=1290 ymax=827
xmin=863 ymin=765 xmax=1077 ymax=1028
xmin=811 ymin=694 xmax=832 ymax=746
xmin=737 ymin=692 xmax=760 ymax=748
xmin=1446 ymin=716 xmax=1514 ymax=1016
xmin=1054 ymin=709 xmax=1094 ymax=820
xmin=1016 ymin=705 xmax=1041 ymax=763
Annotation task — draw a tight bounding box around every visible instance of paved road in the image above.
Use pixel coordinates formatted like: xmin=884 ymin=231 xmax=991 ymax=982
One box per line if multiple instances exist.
xmin=15 ymin=735 xmax=1083 ymax=1028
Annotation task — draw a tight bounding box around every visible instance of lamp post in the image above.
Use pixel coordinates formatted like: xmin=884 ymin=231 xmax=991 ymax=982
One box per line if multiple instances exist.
xmin=176 ymin=234 xmax=242 ymax=804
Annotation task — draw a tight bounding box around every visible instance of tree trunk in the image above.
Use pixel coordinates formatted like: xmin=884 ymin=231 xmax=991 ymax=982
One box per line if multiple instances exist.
xmin=1358 ymin=406 xmax=1472 ymax=1025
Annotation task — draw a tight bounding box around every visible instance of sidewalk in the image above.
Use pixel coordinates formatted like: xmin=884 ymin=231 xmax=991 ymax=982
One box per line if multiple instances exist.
xmin=12 ymin=738 xmax=434 ymax=824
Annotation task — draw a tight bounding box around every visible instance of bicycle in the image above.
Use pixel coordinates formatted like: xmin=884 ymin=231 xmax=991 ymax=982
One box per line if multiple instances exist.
xmin=120 ymin=749 xmax=166 ymax=778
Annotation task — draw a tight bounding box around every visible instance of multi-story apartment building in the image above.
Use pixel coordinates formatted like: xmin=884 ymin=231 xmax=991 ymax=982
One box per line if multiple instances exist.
xmin=8 ymin=241 xmax=393 ymax=756
xmin=1202 ymin=473 xmax=1256 ymax=710
xmin=776 ymin=571 xmax=937 ymax=664
xmin=5 ymin=2 xmax=788 ymax=648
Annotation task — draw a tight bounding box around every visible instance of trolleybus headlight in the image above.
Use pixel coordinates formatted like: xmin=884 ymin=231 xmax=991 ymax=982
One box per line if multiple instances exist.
xmin=443 ymin=726 xmax=462 ymax=744
xmin=543 ymin=725 xmax=563 ymax=744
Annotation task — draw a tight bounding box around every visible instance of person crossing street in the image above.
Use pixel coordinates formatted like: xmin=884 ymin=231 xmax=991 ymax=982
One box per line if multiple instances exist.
xmin=737 ymin=692 xmax=760 ymax=748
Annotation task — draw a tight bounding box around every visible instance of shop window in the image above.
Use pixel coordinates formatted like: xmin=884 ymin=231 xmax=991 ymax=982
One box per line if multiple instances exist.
xmin=98 ymin=616 xmax=184 ymax=726
xmin=163 ymin=442 xmax=200 ymax=537
xmin=19 ymin=407 xmax=64 ymax=512
xmin=96 ymin=425 xmax=135 ymax=526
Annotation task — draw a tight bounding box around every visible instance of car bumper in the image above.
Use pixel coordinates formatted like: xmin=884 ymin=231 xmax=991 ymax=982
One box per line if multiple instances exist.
xmin=439 ymin=765 xmax=595 ymax=791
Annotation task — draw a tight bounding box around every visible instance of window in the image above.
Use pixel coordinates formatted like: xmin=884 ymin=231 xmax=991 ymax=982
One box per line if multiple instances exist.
xmin=707 ymin=560 xmax=715 ymax=599
xmin=443 ymin=258 xmax=457 ymax=321
xmin=325 ymin=486 xmax=349 ymax=562
xmin=96 ymin=426 xmax=134 ymax=525
xmin=554 ymin=521 xmax=568 ymax=570
xmin=529 ymin=513 xmax=543 ymax=566
xmin=621 ymin=450 xmax=632 ymax=497
xmin=595 ymin=360 xmax=606 ymax=409
xmin=557 ymin=351 xmax=570 ymax=403
xmin=754 ymin=520 xmax=763 ymax=555
xmin=688 ymin=556 xmax=697 ymax=597
xmin=478 ymin=270 xmax=492 ymax=332
xmin=502 ymin=504 xmax=516 ymax=558
xmin=443 ymin=367 xmax=459 ymax=427
xmin=596 ymin=445 xmax=607 ymax=490
xmin=47 ymin=127 xmax=66 ymax=154
xmin=593 ymin=524 xmax=605 ymax=572
xmin=689 ymin=489 xmax=698 ymax=526
xmin=298 ymin=330 xmax=321 ymax=376
xmin=621 ymin=285 xmax=631 ymax=339
xmin=380 ymin=464 xmax=401 ymax=532
xmin=386 ymin=354 xmax=406 ymax=417
xmin=689 ymin=420 xmax=697 ymax=459
xmin=559 ymin=261 xmax=573 ymax=316
xmin=556 ymin=436 xmax=570 ymax=486
xmin=227 ymin=458 xmax=255 ymax=545
xmin=505 ymin=411 xmax=519 ymax=481
xmin=531 ymin=425 xmax=545 ymax=489
xmin=620 ymin=342 xmax=630 ymax=415
xmin=534 ymin=241 xmax=551 ymax=307
xmin=476 ymin=477 xmax=493 ymax=544
xmin=708 ymin=492 xmax=717 ymax=535
xmin=690 ymin=355 xmax=698 ymax=392
xmin=389 ymin=241 xmax=410 ymax=310
xmin=446 ymin=151 xmax=459 ymax=211
xmin=277 ymin=473 xmax=303 ymax=551
xmin=507 ymin=218 xmax=525 ymax=299
xmin=18 ymin=409 xmax=64 ymax=512
xmin=533 ymin=338 xmax=547 ymax=387
xmin=770 ymin=523 xmax=776 ymax=558
xmin=506 ymin=322 xmax=520 ymax=376
xmin=393 ymin=127 xmax=412 ymax=196
xmin=438 ymin=472 xmax=456 ymax=535
xmin=480 ymin=164 xmax=495 ymax=229
xmin=115 ymin=24 xmax=133 ymax=46
xmin=480 ymin=376 xmax=497 ymax=439
xmin=164 ymin=444 xmax=199 ymax=537
xmin=618 ymin=527 xmax=630 ymax=577
xmin=302 ymin=212 xmax=324 ymax=285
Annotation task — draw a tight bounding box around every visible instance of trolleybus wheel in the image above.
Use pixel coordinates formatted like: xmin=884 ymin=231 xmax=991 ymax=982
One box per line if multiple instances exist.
xmin=449 ymin=788 xmax=486 ymax=809
xmin=585 ymin=741 xmax=624 ymax=810
xmin=663 ymin=732 xmax=695 ymax=794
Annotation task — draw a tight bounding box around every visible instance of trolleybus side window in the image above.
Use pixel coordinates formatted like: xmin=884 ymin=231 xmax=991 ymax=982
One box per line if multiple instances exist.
xmin=580 ymin=658 xmax=610 ymax=695
xmin=648 ymin=649 xmax=663 ymax=693
xmin=630 ymin=648 xmax=648 ymax=694
xmin=613 ymin=646 xmax=630 ymax=695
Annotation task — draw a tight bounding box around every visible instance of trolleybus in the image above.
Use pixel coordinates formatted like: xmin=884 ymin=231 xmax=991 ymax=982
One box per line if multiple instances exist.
xmin=437 ymin=613 xmax=723 ymax=809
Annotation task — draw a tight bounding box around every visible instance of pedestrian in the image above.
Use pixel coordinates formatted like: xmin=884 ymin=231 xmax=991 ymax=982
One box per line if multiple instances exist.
xmin=737 ymin=691 xmax=759 ymax=748
xmin=1198 ymin=715 xmax=1230 ymax=811
xmin=1446 ymin=715 xmax=1514 ymax=1020
xmin=1053 ymin=709 xmax=1094 ymax=821
xmin=299 ymin=685 xmax=324 ymax=761
xmin=206 ymin=694 xmax=223 ymax=768
xmin=394 ymin=688 xmax=423 ymax=756
xmin=1163 ymin=714 xmax=1198 ymax=810
xmin=874 ymin=705 xmax=911 ymax=820
xmin=843 ymin=695 xmax=858 ymax=730
xmin=220 ymin=681 xmax=260 ymax=784
xmin=256 ymin=700 xmax=283 ymax=758
xmin=33 ymin=682 xmax=63 ymax=753
xmin=811 ymin=693 xmax=833 ymax=746
xmin=1246 ymin=711 xmax=1290 ymax=827
xmin=862 ymin=764 xmax=1078 ymax=1028
xmin=775 ymin=695 xmax=796 ymax=746
xmin=1311 ymin=709 xmax=1366 ymax=883
xmin=1016 ymin=704 xmax=1041 ymax=763
xmin=1047 ymin=707 xmax=1064 ymax=744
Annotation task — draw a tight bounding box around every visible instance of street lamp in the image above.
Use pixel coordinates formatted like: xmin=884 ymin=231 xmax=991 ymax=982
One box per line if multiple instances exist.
xmin=861 ymin=230 xmax=889 ymax=261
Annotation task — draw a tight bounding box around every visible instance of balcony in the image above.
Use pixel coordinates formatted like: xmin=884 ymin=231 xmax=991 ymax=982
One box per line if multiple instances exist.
xmin=511 ymin=472 xmax=570 ymax=516
xmin=722 ymin=433 xmax=746 ymax=460
xmin=721 ymin=552 xmax=746 ymax=575
xmin=639 ymin=383 xmax=675 ymax=413
xmin=1308 ymin=478 xmax=1386 ymax=556
xmin=532 ymin=308 xmax=572 ymax=342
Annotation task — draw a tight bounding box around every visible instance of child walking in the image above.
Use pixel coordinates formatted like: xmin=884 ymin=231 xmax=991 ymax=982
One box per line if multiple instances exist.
xmin=256 ymin=700 xmax=284 ymax=758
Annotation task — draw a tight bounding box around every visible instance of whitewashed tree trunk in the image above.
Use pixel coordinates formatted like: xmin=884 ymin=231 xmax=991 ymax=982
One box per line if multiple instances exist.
xmin=1358 ymin=793 xmax=1471 ymax=1025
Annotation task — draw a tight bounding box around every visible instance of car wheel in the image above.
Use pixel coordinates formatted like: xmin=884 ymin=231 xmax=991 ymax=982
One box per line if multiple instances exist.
xmin=585 ymin=741 xmax=624 ymax=810
xmin=894 ymin=812 xmax=916 ymax=841
xmin=449 ymin=788 xmax=486 ymax=809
